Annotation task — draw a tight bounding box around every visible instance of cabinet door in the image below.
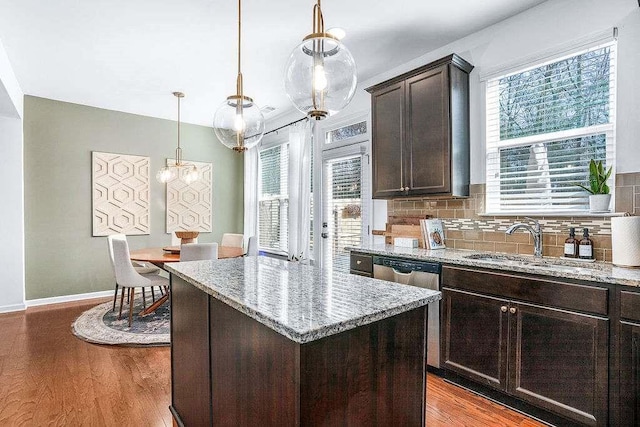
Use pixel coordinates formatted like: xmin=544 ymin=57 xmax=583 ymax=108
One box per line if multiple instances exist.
xmin=371 ymin=82 xmax=405 ymax=198
xmin=619 ymin=322 xmax=640 ymax=426
xmin=442 ymin=288 xmax=509 ymax=391
xmin=508 ymin=302 xmax=609 ymax=426
xmin=405 ymin=64 xmax=450 ymax=195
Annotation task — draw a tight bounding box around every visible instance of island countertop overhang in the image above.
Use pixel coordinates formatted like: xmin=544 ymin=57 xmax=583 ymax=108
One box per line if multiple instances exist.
xmin=166 ymin=257 xmax=441 ymax=344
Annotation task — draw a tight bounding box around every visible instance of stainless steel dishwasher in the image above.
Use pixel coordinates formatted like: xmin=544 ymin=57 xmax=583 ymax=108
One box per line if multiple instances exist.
xmin=372 ymin=255 xmax=441 ymax=368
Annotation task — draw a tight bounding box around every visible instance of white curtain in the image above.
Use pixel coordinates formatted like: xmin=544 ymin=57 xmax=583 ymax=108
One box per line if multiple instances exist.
xmin=243 ymin=146 xmax=259 ymax=251
xmin=287 ymin=120 xmax=312 ymax=262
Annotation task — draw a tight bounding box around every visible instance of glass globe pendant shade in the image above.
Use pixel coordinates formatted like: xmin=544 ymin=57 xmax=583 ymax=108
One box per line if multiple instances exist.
xmin=182 ymin=165 xmax=199 ymax=185
xmin=284 ymin=35 xmax=357 ymax=119
xmin=213 ymin=96 xmax=265 ymax=152
xmin=156 ymin=165 xmax=177 ymax=183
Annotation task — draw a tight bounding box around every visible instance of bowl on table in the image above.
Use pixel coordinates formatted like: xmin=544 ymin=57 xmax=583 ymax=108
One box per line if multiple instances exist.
xmin=174 ymin=230 xmax=200 ymax=245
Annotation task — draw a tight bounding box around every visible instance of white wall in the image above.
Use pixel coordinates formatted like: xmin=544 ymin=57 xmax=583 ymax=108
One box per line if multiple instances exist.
xmin=0 ymin=38 xmax=25 ymax=312
xmin=0 ymin=38 xmax=22 ymax=118
xmin=0 ymin=116 xmax=24 ymax=312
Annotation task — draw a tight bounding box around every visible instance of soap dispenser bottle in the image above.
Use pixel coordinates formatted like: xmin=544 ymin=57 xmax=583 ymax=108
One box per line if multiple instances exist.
xmin=579 ymin=228 xmax=594 ymax=260
xmin=564 ymin=227 xmax=578 ymax=258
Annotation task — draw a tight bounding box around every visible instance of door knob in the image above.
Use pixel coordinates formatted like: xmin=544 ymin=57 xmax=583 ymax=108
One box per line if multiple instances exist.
xmin=500 ymin=306 xmax=508 ymax=313
xmin=509 ymin=307 xmax=517 ymax=314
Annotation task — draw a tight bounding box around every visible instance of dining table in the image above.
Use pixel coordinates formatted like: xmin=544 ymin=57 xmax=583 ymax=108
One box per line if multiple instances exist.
xmin=129 ymin=245 xmax=245 ymax=316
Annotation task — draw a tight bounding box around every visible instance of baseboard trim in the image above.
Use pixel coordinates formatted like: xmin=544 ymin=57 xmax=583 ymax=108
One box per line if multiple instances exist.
xmin=0 ymin=302 xmax=27 ymax=314
xmin=25 ymin=290 xmax=113 ymax=308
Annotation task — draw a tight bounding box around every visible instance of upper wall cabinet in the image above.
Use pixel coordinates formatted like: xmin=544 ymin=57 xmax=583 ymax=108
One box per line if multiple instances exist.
xmin=366 ymin=54 xmax=473 ymax=199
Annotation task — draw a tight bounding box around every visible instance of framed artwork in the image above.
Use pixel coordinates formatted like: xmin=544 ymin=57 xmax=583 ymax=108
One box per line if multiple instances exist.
xmin=166 ymin=159 xmax=212 ymax=233
xmin=92 ymin=151 xmax=150 ymax=236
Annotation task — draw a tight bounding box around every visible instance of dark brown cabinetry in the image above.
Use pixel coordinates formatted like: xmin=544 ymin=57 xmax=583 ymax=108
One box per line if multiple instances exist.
xmin=442 ymin=266 xmax=609 ymax=426
xmin=350 ymin=252 xmax=373 ymax=277
xmin=171 ymin=274 xmax=428 ymax=426
xmin=619 ymin=290 xmax=640 ymax=426
xmin=366 ymin=54 xmax=473 ymax=199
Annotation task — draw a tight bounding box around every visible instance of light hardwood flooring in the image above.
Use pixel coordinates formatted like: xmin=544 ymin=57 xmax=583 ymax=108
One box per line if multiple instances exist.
xmin=0 ymin=299 xmax=546 ymax=426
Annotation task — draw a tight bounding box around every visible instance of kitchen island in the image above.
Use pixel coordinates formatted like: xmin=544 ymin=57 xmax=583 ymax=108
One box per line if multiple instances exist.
xmin=166 ymin=257 xmax=441 ymax=426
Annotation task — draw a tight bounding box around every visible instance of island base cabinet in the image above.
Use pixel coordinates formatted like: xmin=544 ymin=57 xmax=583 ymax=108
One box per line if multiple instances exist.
xmin=299 ymin=305 xmax=427 ymax=426
xmin=170 ymin=275 xmax=429 ymax=426
xmin=170 ymin=276 xmax=212 ymax=427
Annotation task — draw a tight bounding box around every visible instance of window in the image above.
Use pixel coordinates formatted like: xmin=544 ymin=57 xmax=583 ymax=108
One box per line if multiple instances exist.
xmin=325 ymin=120 xmax=367 ymax=145
xmin=485 ymin=42 xmax=616 ymax=214
xmin=258 ymin=144 xmax=289 ymax=253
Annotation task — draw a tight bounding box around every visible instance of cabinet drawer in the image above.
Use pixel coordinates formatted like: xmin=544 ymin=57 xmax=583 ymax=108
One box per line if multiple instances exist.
xmin=621 ymin=290 xmax=640 ymax=323
xmin=350 ymin=253 xmax=373 ymax=275
xmin=442 ymin=265 xmax=608 ymax=316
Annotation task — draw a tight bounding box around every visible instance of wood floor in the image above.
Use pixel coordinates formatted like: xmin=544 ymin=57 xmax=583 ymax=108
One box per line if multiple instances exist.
xmin=0 ymin=300 xmax=547 ymax=426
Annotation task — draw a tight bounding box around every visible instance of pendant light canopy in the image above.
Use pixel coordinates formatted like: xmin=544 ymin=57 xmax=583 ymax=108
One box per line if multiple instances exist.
xmin=213 ymin=0 xmax=265 ymax=152
xmin=284 ymin=0 xmax=357 ymax=120
xmin=156 ymin=92 xmax=199 ymax=184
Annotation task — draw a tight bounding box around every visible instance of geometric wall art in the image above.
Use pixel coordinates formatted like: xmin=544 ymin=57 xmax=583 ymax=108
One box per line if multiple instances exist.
xmin=166 ymin=159 xmax=212 ymax=233
xmin=92 ymin=151 xmax=150 ymax=236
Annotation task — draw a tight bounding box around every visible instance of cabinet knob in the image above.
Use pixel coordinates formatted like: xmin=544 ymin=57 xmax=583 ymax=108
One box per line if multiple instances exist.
xmin=500 ymin=306 xmax=508 ymax=313
xmin=399 ymin=187 xmax=405 ymax=192
xmin=509 ymin=307 xmax=517 ymax=314
xmin=356 ymin=260 xmax=362 ymax=265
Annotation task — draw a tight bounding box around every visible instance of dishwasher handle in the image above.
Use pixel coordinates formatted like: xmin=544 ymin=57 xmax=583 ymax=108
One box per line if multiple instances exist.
xmin=373 ymin=256 xmax=440 ymax=274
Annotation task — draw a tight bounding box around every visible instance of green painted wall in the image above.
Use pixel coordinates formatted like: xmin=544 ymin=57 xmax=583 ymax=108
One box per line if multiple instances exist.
xmin=23 ymin=96 xmax=244 ymax=300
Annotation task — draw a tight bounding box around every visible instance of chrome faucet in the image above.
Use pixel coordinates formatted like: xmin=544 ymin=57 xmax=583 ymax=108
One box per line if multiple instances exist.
xmin=505 ymin=217 xmax=543 ymax=258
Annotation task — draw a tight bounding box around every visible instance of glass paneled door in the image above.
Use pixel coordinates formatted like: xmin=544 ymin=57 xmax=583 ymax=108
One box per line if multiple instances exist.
xmin=321 ymin=153 xmax=368 ymax=273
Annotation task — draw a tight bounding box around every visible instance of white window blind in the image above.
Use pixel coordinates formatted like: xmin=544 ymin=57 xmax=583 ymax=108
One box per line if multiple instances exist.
xmin=258 ymin=144 xmax=289 ymax=253
xmin=485 ymin=42 xmax=616 ymax=214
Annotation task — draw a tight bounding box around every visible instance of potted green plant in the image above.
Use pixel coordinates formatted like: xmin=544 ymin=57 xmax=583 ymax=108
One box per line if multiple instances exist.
xmin=576 ymin=159 xmax=613 ymax=212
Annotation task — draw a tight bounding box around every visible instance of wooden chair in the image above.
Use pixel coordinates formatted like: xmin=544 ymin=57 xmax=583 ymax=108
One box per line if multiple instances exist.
xmin=111 ymin=239 xmax=170 ymax=327
xmin=180 ymin=243 xmax=219 ymax=261
xmin=107 ymin=234 xmax=161 ymax=311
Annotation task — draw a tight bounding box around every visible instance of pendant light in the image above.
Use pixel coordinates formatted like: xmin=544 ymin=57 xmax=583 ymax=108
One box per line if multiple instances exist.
xmin=284 ymin=0 xmax=357 ymax=119
xmin=156 ymin=92 xmax=199 ymax=184
xmin=213 ymin=0 xmax=265 ymax=152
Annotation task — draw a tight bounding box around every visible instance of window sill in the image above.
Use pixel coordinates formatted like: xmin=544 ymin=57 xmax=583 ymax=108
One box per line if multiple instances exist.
xmin=480 ymin=211 xmax=627 ymax=218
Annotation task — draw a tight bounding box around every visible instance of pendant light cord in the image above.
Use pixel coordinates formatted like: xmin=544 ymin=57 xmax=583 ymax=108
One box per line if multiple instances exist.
xmin=174 ymin=92 xmax=183 ymax=165
xmin=235 ymin=0 xmax=243 ymax=99
xmin=313 ymin=0 xmax=324 ymax=34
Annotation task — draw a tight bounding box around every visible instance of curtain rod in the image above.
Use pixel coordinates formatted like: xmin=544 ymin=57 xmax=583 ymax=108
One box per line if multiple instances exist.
xmin=264 ymin=117 xmax=308 ymax=136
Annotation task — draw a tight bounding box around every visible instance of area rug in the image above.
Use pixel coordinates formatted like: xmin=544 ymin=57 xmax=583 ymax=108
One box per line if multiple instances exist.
xmin=72 ymin=296 xmax=170 ymax=346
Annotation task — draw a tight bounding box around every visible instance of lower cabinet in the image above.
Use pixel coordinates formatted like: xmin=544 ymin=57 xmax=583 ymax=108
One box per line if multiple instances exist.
xmin=442 ymin=266 xmax=609 ymax=426
xmin=619 ymin=290 xmax=640 ymax=426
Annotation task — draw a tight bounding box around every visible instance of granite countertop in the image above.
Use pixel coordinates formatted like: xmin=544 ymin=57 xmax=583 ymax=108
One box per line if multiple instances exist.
xmin=166 ymin=257 xmax=441 ymax=344
xmin=349 ymin=243 xmax=640 ymax=288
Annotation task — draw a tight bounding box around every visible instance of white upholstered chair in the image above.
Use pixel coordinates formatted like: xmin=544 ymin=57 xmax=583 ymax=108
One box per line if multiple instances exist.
xmin=245 ymin=236 xmax=258 ymax=256
xmin=221 ymin=233 xmax=244 ymax=249
xmin=180 ymin=243 xmax=219 ymax=261
xmin=107 ymin=234 xmax=161 ymax=311
xmin=111 ymin=239 xmax=170 ymax=327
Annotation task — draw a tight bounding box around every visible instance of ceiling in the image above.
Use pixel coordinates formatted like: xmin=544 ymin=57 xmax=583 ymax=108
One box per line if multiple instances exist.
xmin=0 ymin=0 xmax=548 ymax=126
